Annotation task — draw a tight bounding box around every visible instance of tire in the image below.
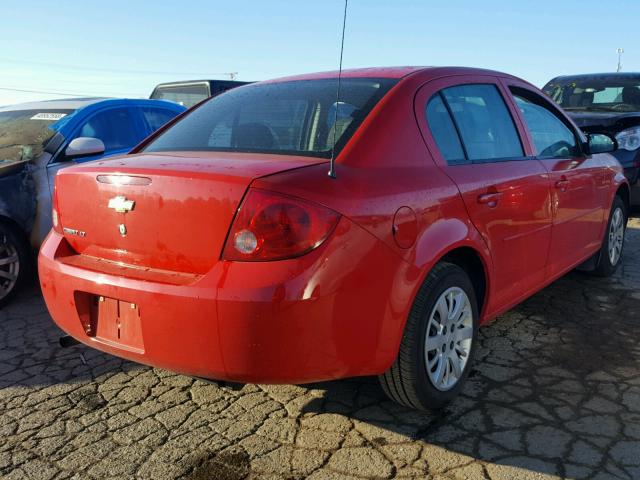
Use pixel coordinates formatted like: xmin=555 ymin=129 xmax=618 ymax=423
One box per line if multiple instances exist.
xmin=379 ymin=262 xmax=479 ymax=410
xmin=592 ymin=196 xmax=627 ymax=277
xmin=0 ymin=222 xmax=30 ymax=308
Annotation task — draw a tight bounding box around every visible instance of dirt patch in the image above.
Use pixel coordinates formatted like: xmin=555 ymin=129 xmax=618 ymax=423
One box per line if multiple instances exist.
xmin=186 ymin=448 xmax=251 ymax=480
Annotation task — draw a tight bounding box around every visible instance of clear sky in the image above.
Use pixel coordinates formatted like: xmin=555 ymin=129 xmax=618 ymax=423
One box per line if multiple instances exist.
xmin=1 ymin=0 xmax=638 ymax=105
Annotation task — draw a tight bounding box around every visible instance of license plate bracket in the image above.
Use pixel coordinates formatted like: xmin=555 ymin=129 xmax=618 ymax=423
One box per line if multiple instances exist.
xmin=90 ymin=296 xmax=144 ymax=352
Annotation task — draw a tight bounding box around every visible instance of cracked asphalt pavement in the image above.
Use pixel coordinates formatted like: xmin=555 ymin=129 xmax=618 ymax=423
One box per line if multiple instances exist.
xmin=1 ymin=217 xmax=639 ymax=480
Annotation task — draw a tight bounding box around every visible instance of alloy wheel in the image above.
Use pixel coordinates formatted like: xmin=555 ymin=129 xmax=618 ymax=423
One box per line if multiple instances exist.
xmin=424 ymin=287 xmax=474 ymax=391
xmin=608 ymin=207 xmax=624 ymax=266
xmin=0 ymin=234 xmax=20 ymax=301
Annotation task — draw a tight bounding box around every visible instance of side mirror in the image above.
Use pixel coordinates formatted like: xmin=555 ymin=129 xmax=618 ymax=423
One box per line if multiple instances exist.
xmin=64 ymin=137 xmax=105 ymax=159
xmin=586 ymin=133 xmax=617 ymax=154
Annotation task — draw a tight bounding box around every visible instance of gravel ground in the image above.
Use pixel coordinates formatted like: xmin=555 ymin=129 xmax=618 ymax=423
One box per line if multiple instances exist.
xmin=1 ymin=217 xmax=639 ymax=480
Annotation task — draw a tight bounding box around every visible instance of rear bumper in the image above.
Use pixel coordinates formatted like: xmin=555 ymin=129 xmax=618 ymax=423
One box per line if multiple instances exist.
xmin=39 ymin=219 xmax=414 ymax=384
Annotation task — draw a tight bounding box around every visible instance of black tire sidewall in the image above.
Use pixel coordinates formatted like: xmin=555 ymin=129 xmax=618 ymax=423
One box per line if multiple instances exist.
xmin=0 ymin=222 xmax=30 ymax=308
xmin=595 ymin=196 xmax=627 ymax=276
xmin=412 ymin=265 xmax=479 ymax=409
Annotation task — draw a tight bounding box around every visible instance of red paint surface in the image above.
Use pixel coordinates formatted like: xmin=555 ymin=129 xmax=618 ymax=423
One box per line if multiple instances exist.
xmin=39 ymin=67 xmax=628 ymax=384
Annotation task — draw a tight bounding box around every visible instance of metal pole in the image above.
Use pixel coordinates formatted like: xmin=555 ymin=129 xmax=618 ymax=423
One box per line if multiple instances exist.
xmin=617 ymin=48 xmax=624 ymax=72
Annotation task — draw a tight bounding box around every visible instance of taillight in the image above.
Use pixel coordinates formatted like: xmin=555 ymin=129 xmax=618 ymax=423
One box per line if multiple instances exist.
xmin=222 ymin=189 xmax=340 ymax=261
xmin=52 ymin=183 xmax=63 ymax=234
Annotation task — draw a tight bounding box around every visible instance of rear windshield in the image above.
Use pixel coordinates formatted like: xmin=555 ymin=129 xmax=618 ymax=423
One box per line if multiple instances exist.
xmin=151 ymin=84 xmax=210 ymax=108
xmin=543 ymin=75 xmax=640 ymax=112
xmin=0 ymin=109 xmax=72 ymax=167
xmin=143 ymin=78 xmax=397 ymax=158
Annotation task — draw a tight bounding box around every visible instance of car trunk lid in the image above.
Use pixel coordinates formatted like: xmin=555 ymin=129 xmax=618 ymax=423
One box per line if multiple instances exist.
xmin=55 ymin=151 xmax=324 ymax=274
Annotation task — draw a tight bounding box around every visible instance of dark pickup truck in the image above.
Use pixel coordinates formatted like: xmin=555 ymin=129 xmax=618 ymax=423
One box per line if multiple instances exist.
xmin=150 ymin=79 xmax=251 ymax=108
xmin=544 ymin=72 xmax=640 ymax=205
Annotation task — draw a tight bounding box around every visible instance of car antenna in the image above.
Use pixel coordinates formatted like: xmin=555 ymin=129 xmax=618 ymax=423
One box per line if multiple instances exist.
xmin=328 ymin=0 xmax=349 ymax=179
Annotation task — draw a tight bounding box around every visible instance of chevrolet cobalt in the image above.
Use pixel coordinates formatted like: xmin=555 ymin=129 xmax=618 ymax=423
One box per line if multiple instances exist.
xmin=39 ymin=67 xmax=629 ymax=410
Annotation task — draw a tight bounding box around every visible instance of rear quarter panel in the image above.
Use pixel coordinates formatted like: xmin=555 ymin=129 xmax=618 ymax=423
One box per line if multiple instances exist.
xmin=254 ymin=72 xmax=494 ymax=368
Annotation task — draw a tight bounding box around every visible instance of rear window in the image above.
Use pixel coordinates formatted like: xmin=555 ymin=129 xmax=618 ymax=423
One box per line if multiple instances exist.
xmin=143 ymin=78 xmax=397 ymax=159
xmin=151 ymin=84 xmax=210 ymax=108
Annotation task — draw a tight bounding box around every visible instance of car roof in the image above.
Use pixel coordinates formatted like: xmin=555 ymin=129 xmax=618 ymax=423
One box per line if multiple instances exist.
xmin=153 ymin=79 xmax=250 ymax=87
xmin=0 ymin=97 xmax=185 ymax=113
xmin=262 ymin=66 xmax=519 ymax=83
xmin=0 ymin=97 xmax=107 ymax=112
xmin=0 ymin=97 xmax=186 ymax=138
xmin=548 ymin=72 xmax=640 ymax=82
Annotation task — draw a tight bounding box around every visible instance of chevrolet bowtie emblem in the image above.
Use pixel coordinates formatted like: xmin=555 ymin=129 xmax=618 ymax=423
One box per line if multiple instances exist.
xmin=108 ymin=196 xmax=135 ymax=213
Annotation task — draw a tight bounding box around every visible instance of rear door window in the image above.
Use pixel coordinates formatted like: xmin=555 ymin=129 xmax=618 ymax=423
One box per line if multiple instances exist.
xmin=510 ymin=88 xmax=580 ymax=158
xmin=141 ymin=108 xmax=179 ymax=133
xmin=441 ymin=84 xmax=524 ymax=162
xmin=74 ymin=108 xmax=139 ymax=154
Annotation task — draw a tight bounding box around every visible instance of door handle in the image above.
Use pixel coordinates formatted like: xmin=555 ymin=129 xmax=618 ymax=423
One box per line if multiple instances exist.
xmin=554 ymin=178 xmax=569 ymax=192
xmin=477 ymin=192 xmax=502 ymax=208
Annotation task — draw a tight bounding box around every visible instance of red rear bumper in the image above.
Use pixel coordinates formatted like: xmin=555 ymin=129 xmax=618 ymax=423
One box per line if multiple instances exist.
xmin=38 ymin=219 xmax=414 ymax=384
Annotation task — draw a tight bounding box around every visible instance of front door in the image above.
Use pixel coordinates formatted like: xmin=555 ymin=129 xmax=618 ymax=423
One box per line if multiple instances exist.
xmin=503 ymin=83 xmax=607 ymax=277
xmin=42 ymin=107 xmax=143 ymax=245
xmin=46 ymin=106 xmax=142 ymax=207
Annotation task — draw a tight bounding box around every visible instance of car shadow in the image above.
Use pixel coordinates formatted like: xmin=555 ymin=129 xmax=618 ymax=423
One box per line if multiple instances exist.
xmin=3 ymin=223 xmax=638 ymax=478
xmin=301 ymin=269 xmax=640 ymax=478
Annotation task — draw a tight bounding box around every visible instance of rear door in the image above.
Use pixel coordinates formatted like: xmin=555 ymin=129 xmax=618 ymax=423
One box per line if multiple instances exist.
xmin=415 ymin=76 xmax=553 ymax=315
xmin=502 ymin=81 xmax=607 ymax=277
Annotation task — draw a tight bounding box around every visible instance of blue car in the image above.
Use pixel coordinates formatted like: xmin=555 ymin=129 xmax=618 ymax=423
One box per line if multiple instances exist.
xmin=0 ymin=97 xmax=186 ymax=306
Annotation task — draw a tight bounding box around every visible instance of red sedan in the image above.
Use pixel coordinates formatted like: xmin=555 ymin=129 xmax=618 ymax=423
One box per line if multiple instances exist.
xmin=39 ymin=67 xmax=629 ymax=410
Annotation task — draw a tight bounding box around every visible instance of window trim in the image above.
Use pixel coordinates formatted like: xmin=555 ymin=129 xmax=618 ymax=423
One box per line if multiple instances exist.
xmin=427 ymin=82 xmax=529 ymax=166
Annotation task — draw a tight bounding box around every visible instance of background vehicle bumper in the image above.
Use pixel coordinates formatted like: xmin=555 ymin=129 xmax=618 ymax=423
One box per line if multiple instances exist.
xmin=623 ymin=167 xmax=639 ymax=186
xmin=38 ymin=219 xmax=416 ymax=384
xmin=631 ymin=182 xmax=640 ymax=207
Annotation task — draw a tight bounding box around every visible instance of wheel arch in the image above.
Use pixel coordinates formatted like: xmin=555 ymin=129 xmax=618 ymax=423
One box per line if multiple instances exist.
xmin=616 ymin=182 xmax=630 ymax=215
xmin=0 ymin=213 xmax=33 ymax=306
xmin=379 ymin=245 xmax=489 ymax=410
xmin=0 ymin=214 xmax=29 ymax=239
xmin=411 ymin=216 xmax=493 ymax=322
xmin=0 ymin=214 xmax=31 ymax=260
xmin=438 ymin=246 xmax=489 ymax=319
